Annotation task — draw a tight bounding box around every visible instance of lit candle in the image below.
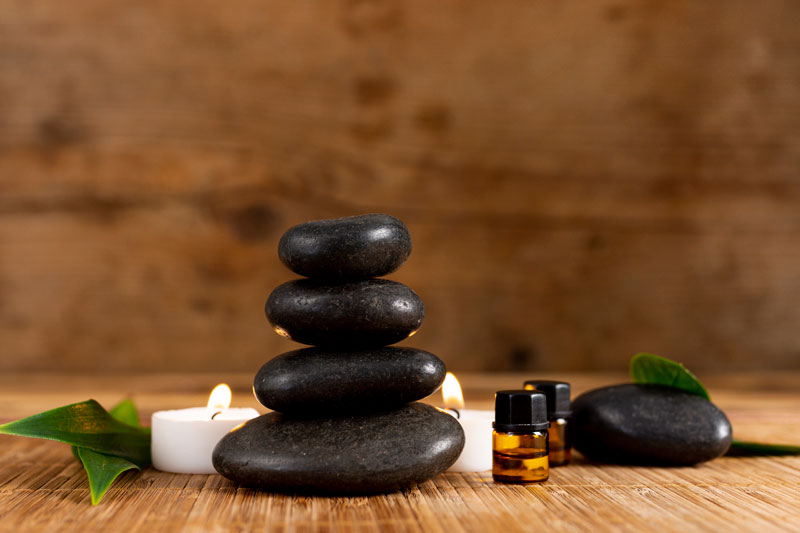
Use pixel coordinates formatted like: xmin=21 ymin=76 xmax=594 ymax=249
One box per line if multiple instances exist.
xmin=151 ymin=384 xmax=259 ymax=474
xmin=442 ymin=373 xmax=494 ymax=472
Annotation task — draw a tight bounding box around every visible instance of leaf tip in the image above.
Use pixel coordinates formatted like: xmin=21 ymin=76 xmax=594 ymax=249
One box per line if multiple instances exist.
xmin=629 ymin=352 xmax=711 ymax=400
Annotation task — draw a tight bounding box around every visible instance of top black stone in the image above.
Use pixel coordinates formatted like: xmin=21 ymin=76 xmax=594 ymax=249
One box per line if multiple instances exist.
xmin=523 ymin=380 xmax=572 ymax=418
xmin=278 ymin=214 xmax=412 ymax=280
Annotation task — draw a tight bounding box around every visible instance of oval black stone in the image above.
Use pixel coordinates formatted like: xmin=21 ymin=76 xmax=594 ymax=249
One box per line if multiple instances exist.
xmin=265 ymin=279 xmax=424 ymax=347
xmin=278 ymin=214 xmax=412 ymax=280
xmin=212 ymin=403 xmax=465 ymax=494
xmin=571 ymin=384 xmax=732 ymax=465
xmin=254 ymin=347 xmax=446 ymax=414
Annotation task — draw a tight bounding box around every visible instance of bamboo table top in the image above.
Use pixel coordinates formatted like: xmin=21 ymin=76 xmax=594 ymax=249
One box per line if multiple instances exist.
xmin=1 ymin=372 xmax=799 ymax=533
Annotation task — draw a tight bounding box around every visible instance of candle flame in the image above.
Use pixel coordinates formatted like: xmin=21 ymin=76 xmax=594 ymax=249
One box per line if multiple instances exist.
xmin=442 ymin=372 xmax=465 ymax=410
xmin=207 ymin=383 xmax=232 ymax=410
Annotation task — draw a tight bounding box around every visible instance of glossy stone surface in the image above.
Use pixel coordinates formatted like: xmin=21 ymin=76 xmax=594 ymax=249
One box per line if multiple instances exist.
xmin=265 ymin=279 xmax=424 ymax=347
xmin=212 ymin=403 xmax=465 ymax=494
xmin=571 ymin=384 xmax=732 ymax=465
xmin=278 ymin=214 xmax=412 ymax=280
xmin=254 ymin=347 xmax=446 ymax=414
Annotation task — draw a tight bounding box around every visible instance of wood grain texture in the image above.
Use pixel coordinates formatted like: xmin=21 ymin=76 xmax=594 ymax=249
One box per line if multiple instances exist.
xmin=1 ymin=1 xmax=800 ymax=372
xmin=0 ymin=373 xmax=799 ymax=533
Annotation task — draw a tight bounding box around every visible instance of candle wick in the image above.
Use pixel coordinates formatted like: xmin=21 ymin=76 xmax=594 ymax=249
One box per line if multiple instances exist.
xmin=211 ymin=411 xmax=223 ymax=420
xmin=451 ymin=409 xmax=461 ymax=419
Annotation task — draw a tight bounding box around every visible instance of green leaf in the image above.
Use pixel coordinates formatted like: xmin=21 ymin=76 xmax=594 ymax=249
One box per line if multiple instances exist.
xmin=0 ymin=399 xmax=151 ymax=468
xmin=109 ymin=398 xmax=141 ymax=428
xmin=2 ymin=398 xmax=150 ymax=505
xmin=726 ymin=439 xmax=800 ymax=457
xmin=76 ymin=447 xmax=140 ymax=505
xmin=630 ymin=352 xmax=710 ymax=400
xmin=71 ymin=398 xmax=146 ymax=505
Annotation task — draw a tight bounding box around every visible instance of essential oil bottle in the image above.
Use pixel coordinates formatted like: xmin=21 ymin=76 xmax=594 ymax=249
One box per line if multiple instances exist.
xmin=524 ymin=380 xmax=572 ymax=466
xmin=492 ymin=390 xmax=550 ymax=484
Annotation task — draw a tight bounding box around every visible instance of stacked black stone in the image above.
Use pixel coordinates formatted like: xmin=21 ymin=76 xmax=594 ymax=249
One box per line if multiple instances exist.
xmin=213 ymin=214 xmax=465 ymax=494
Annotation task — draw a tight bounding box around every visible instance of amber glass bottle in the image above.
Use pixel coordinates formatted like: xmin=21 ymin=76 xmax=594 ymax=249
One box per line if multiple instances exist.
xmin=492 ymin=390 xmax=550 ymax=484
xmin=524 ymin=380 xmax=572 ymax=466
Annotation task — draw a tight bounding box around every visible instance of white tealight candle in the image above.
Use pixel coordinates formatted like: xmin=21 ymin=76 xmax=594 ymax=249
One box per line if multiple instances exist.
xmin=442 ymin=373 xmax=494 ymax=472
xmin=151 ymin=384 xmax=259 ymax=474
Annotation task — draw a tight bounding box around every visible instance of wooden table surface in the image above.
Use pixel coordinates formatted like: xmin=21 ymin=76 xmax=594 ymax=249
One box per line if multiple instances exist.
xmin=1 ymin=372 xmax=799 ymax=532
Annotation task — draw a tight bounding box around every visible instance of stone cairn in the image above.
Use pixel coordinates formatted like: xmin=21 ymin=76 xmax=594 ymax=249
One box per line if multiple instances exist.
xmin=213 ymin=214 xmax=465 ymax=493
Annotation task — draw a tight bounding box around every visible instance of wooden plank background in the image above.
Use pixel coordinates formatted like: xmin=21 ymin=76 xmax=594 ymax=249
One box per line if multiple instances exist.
xmin=1 ymin=1 xmax=800 ymax=372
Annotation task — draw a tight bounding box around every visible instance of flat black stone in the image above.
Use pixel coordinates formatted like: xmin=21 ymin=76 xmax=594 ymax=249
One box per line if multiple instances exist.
xmin=278 ymin=214 xmax=412 ymax=280
xmin=265 ymin=279 xmax=424 ymax=348
xmin=254 ymin=347 xmax=446 ymax=414
xmin=571 ymin=384 xmax=732 ymax=466
xmin=212 ymin=403 xmax=465 ymax=494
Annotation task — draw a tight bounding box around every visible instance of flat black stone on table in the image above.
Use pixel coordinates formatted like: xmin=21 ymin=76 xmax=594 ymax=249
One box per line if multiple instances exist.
xmin=254 ymin=347 xmax=446 ymax=414
xmin=278 ymin=214 xmax=412 ymax=280
xmin=265 ymin=279 xmax=424 ymax=347
xmin=212 ymin=403 xmax=465 ymax=494
xmin=571 ymin=384 xmax=733 ymax=465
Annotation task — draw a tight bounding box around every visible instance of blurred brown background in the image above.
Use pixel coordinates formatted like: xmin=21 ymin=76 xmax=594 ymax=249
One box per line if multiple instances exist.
xmin=1 ymin=0 xmax=799 ymax=374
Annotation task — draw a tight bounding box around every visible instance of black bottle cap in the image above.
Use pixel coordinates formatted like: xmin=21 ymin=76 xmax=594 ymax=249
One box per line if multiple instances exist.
xmin=523 ymin=380 xmax=571 ymax=418
xmin=493 ymin=390 xmax=550 ymax=432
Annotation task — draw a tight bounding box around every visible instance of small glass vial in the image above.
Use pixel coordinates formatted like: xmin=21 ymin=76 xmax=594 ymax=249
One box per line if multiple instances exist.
xmin=492 ymin=390 xmax=550 ymax=484
xmin=524 ymin=380 xmax=572 ymax=466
